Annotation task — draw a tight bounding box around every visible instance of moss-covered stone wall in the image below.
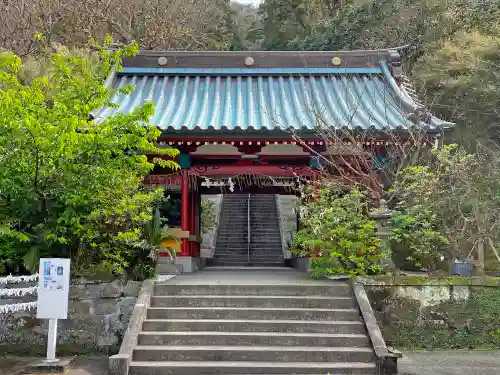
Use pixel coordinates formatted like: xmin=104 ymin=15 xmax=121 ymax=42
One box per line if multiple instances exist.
xmin=0 ymin=279 xmax=141 ymax=356
xmin=363 ymin=276 xmax=500 ymax=349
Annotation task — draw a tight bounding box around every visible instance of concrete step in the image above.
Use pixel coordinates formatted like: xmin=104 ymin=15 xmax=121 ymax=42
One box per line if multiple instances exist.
xmin=133 ymin=345 xmax=375 ymax=362
xmin=213 ymin=257 xmax=284 ymax=263
xmin=215 ymin=244 xmax=283 ymax=248
xmin=216 ymin=247 xmax=283 ymax=251
xmin=214 ymin=250 xmax=283 ymax=255
xmin=212 ymin=259 xmax=284 ymax=264
xmin=141 ymin=319 xmax=365 ymax=334
xmin=200 ymin=266 xmax=292 ymax=271
xmin=137 ymin=331 xmax=371 ymax=347
xmin=213 ymin=255 xmax=283 ymax=261
xmin=129 ymin=361 xmax=377 ymax=375
xmin=150 ymin=295 xmax=357 ymax=308
xmin=216 ymin=247 xmax=282 ymax=250
xmin=210 ymin=261 xmax=285 ymax=267
xmin=146 ymin=307 xmax=360 ymax=320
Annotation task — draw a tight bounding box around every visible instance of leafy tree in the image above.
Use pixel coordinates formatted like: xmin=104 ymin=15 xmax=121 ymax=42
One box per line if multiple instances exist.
xmin=260 ymin=0 xmax=344 ymax=50
xmin=0 ymin=37 xmax=179 ymax=277
xmin=412 ymin=32 xmax=500 ymax=148
xmin=390 ymin=145 xmax=500 ymax=272
xmin=296 ymin=0 xmax=500 ymax=147
xmin=1 ymin=0 xmax=236 ymax=55
xmin=229 ymin=2 xmax=264 ymax=50
xmin=291 ymin=184 xmax=384 ymax=278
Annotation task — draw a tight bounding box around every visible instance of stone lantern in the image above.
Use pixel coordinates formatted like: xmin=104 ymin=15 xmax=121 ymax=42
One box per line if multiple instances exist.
xmin=369 ymin=199 xmax=397 ymax=270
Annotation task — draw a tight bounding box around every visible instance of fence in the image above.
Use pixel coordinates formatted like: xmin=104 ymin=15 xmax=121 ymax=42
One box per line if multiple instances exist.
xmin=0 ymin=273 xmax=38 ymax=314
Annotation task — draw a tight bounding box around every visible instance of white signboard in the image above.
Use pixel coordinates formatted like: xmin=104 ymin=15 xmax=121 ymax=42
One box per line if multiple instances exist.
xmin=37 ymin=258 xmax=70 ymax=320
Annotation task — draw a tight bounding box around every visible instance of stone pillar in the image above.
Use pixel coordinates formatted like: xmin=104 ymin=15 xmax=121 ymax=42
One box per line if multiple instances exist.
xmin=369 ymin=199 xmax=396 ymax=270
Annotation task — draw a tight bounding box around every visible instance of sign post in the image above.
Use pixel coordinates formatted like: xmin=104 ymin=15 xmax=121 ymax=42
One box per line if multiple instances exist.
xmin=36 ymin=258 xmax=71 ymax=363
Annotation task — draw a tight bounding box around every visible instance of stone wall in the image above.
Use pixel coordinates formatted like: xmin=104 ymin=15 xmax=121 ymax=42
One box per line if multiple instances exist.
xmin=201 ymin=194 xmax=222 ymax=259
xmin=276 ymin=195 xmax=297 ymax=259
xmin=363 ymin=276 xmax=500 ymax=350
xmin=0 ymin=279 xmax=141 ymax=356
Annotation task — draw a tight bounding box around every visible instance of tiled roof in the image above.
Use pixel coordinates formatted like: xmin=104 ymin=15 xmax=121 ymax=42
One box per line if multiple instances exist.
xmin=94 ymin=61 xmax=453 ymax=133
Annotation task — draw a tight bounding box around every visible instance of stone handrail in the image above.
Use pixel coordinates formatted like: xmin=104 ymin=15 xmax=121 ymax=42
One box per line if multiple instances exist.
xmin=108 ymin=279 xmax=154 ymax=375
xmin=352 ymin=281 xmax=401 ymax=375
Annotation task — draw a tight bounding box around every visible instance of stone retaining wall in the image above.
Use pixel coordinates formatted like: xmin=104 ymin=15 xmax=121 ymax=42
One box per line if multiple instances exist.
xmin=362 ymin=276 xmax=500 ymax=349
xmin=0 ymin=279 xmax=142 ymax=356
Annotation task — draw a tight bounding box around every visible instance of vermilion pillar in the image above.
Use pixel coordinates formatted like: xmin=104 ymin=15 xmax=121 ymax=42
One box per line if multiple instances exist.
xmin=180 ymin=169 xmax=190 ymax=256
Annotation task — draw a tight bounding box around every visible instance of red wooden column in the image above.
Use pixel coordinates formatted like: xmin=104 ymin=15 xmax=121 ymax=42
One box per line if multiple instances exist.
xmin=180 ymin=169 xmax=190 ymax=256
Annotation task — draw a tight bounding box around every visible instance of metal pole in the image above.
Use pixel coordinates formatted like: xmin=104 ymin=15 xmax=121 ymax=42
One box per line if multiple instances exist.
xmin=46 ymin=318 xmax=59 ymax=362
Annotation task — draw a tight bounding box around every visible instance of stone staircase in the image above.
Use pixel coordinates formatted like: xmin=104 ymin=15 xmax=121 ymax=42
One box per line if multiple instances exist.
xmin=249 ymin=195 xmax=285 ymax=266
xmin=127 ymin=279 xmax=377 ymax=375
xmin=212 ymin=194 xmax=284 ymax=267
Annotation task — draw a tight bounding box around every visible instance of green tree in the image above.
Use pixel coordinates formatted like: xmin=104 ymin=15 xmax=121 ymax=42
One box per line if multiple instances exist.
xmin=0 ymin=38 xmax=179 ymax=277
xmin=412 ymin=32 xmax=500 ymax=148
xmin=297 ymin=0 xmax=500 ymax=147
xmin=391 ymin=145 xmax=500 ymax=272
xmin=260 ymin=0 xmax=343 ymax=50
xmin=291 ymin=184 xmax=383 ymax=278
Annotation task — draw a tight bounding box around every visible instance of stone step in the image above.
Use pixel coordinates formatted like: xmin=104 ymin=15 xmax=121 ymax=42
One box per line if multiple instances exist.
xmin=214 ymin=249 xmax=283 ymax=254
xmin=214 ymin=250 xmax=283 ymax=254
xmin=210 ymin=261 xmax=285 ymax=267
xmin=216 ymin=242 xmax=282 ymax=246
xmin=150 ymin=296 xmax=357 ymax=309
xmin=215 ymin=241 xmax=282 ymax=246
xmin=213 ymin=255 xmax=283 ymax=261
xmin=133 ymin=345 xmax=375 ymax=362
xmin=146 ymin=307 xmax=360 ymax=320
xmin=214 ymin=247 xmax=283 ymax=251
xmin=213 ymin=258 xmax=284 ymax=263
xmin=212 ymin=257 xmax=283 ymax=262
xmin=138 ymin=331 xmax=371 ymax=347
xmin=216 ymin=244 xmax=280 ymax=248
xmin=213 ymin=253 xmax=282 ymax=257
xmin=141 ymin=319 xmax=365 ymax=334
xmin=212 ymin=258 xmax=284 ymax=264
xmin=129 ymin=361 xmax=377 ymax=375
xmin=201 ymin=266 xmax=292 ymax=271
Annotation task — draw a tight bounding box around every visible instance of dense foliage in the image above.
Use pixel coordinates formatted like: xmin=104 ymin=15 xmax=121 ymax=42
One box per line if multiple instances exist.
xmin=0 ymin=38 xmax=178 ymax=278
xmin=373 ymin=286 xmax=500 ymax=349
xmin=261 ymin=0 xmax=500 ymax=147
xmin=1 ymin=0 xmax=237 ymax=55
xmin=291 ymin=185 xmax=384 ymax=278
xmin=390 ymin=145 xmax=500 ymax=272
